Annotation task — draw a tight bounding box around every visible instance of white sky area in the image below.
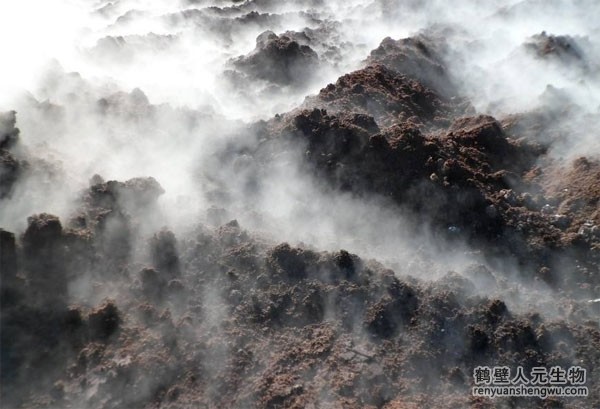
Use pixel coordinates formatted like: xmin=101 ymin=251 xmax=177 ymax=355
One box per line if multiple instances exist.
xmin=0 ymin=1 xmax=89 ymax=105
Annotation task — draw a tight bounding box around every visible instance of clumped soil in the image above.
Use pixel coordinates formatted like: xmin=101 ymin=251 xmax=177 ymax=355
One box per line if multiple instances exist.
xmin=232 ymin=30 xmax=320 ymax=86
xmin=3 ymin=202 xmax=599 ymax=408
xmin=2 ymin=19 xmax=600 ymax=409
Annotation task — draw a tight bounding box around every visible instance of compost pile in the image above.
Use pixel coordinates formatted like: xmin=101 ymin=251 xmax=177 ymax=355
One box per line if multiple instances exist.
xmin=1 ymin=1 xmax=600 ymax=408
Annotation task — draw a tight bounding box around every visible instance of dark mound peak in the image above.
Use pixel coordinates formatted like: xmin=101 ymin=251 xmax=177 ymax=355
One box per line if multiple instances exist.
xmin=1 ymin=229 xmax=20 ymax=306
xmin=305 ymin=64 xmax=469 ymax=129
xmin=21 ymin=214 xmax=72 ymax=308
xmin=524 ymin=32 xmax=585 ymax=63
xmin=256 ymin=29 xmax=282 ymax=45
xmin=0 ymin=110 xmax=19 ymax=150
xmin=232 ymin=30 xmax=319 ymax=86
xmin=266 ymin=243 xmax=366 ymax=284
xmin=290 ymin=108 xmax=372 ymax=159
xmin=119 ymin=176 xmax=165 ymax=202
xmin=0 ymin=149 xmax=21 ymax=199
xmin=447 ymin=114 xmax=544 ymax=177
xmin=448 ymin=114 xmax=502 ymax=135
xmin=88 ymin=300 xmax=121 ymax=341
xmin=65 ymin=176 xmax=165 ymax=264
xmin=366 ymin=34 xmax=457 ymax=97
xmin=23 ymin=213 xmax=63 ymax=250
xmin=289 ymin=108 xmax=380 ymax=136
xmin=138 ymin=267 xmax=167 ymax=301
xmin=521 ymin=31 xmax=600 ymax=79
xmin=279 ymin=21 xmax=359 ymax=66
xmin=446 ymin=116 xmax=516 ymax=168
xmin=0 ymin=111 xmax=22 ymax=199
xmin=267 ymin=242 xmax=315 ymax=280
xmin=84 ymin=176 xmax=164 ymax=215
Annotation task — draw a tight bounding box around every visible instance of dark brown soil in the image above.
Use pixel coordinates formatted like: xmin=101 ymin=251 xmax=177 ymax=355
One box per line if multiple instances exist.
xmin=302 ymin=63 xmax=471 ymax=129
